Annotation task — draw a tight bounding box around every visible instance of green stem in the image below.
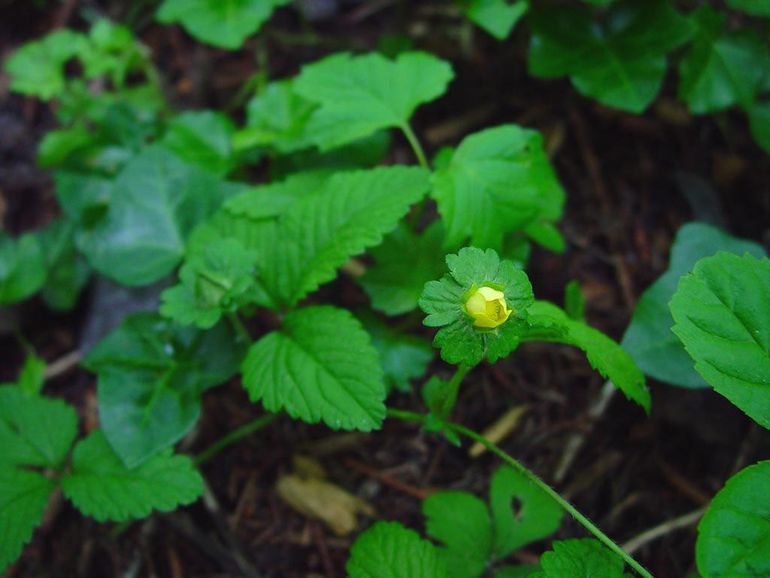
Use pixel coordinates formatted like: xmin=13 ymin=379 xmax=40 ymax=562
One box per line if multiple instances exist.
xmin=437 ymin=364 xmax=472 ymax=418
xmin=227 ymin=312 xmax=251 ymax=344
xmin=401 ymin=122 xmax=430 ymax=170
xmin=195 ymin=413 xmax=279 ymax=465
xmin=386 ymin=408 xmax=655 ymax=578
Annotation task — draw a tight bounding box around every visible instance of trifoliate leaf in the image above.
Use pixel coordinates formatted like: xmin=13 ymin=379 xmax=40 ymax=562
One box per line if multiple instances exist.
xmin=242 ymin=306 xmax=386 ymax=431
xmin=294 ymin=51 xmax=454 ymax=150
xmin=61 ymin=430 xmax=203 ymax=522
xmin=359 ymin=222 xmax=447 ymax=316
xmin=525 ymin=301 xmax=651 ymax=412
xmin=528 ymin=0 xmax=692 ymax=113
xmin=347 ymin=521 xmax=449 ymax=578
xmin=423 ymin=491 xmax=493 ymax=578
xmin=0 ymin=385 xmax=78 ymax=469
xmin=534 ymin=539 xmax=627 ymax=578
xmin=726 ymin=0 xmax=770 ymax=17
xmin=432 ymin=125 xmax=565 ymax=251
xmin=463 ymin=0 xmax=528 ymax=40
xmin=696 ymin=460 xmax=770 ymax=577
xmin=0 ymin=468 xmax=56 ymax=574
xmin=623 ymin=222 xmax=765 ymax=389
xmin=84 ymin=313 xmax=244 ymax=467
xmin=0 ymin=233 xmax=47 ymax=306
xmin=155 ymin=0 xmax=290 ymax=49
xmin=160 ymin=111 xmax=237 ymax=176
xmin=670 ymin=252 xmax=770 ymax=429
xmin=419 ymin=247 xmax=534 ymax=366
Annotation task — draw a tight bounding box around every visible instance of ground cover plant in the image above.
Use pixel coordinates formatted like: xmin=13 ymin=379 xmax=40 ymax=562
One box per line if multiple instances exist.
xmin=1 ymin=0 xmax=769 ymax=576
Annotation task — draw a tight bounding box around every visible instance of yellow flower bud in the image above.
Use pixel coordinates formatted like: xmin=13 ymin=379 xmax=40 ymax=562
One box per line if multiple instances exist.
xmin=464 ymin=286 xmax=512 ymax=329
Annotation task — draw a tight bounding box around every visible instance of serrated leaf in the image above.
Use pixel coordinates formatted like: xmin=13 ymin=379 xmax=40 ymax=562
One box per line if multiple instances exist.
xmin=0 ymin=233 xmax=47 ymax=306
xmin=463 ymin=0 xmax=528 ymax=40
xmin=670 ymin=252 xmax=770 ymax=429
xmin=423 ymin=491 xmax=493 ymax=578
xmin=160 ymin=111 xmax=237 ymax=176
xmin=525 ymin=301 xmax=650 ymax=412
xmin=360 ymin=222 xmax=447 ymax=316
xmin=294 ymin=51 xmax=453 ymax=150
xmin=347 ymin=521 xmax=449 ymax=578
xmin=85 ymin=313 xmax=244 ymax=467
xmin=726 ymin=0 xmax=770 ymax=17
xmin=0 ymin=385 xmax=78 ymax=469
xmin=431 ymin=125 xmax=565 ymax=251
xmin=623 ymin=222 xmax=765 ymax=388
xmin=61 ymin=430 xmax=203 ymax=522
xmin=0 ymin=468 xmax=56 ymax=574
xmin=696 ymin=460 xmax=770 ymax=577
xmin=528 ymin=0 xmax=692 ymax=113
xmin=155 ymin=0 xmax=290 ymax=49
xmin=535 ymin=539 xmax=626 ymax=577
xmin=242 ymin=306 xmax=386 ymax=431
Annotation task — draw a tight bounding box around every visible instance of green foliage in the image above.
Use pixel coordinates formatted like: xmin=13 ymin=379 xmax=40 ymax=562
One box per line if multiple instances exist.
xmin=726 ymin=0 xmax=770 ymax=17
xmin=528 ymin=0 xmax=692 ymax=113
xmin=495 ymin=567 xmax=540 ymax=578
xmin=156 ymin=0 xmax=290 ymax=49
xmin=38 ymin=219 xmax=90 ymax=311
xmin=160 ymin=111 xmax=237 ymax=177
xmin=696 ymin=460 xmax=770 ymax=577
xmin=241 ymin=306 xmax=386 ymax=430
xmin=749 ymin=102 xmax=770 ymax=154
xmin=431 ymin=125 xmax=565 ymax=251
xmin=623 ymin=223 xmax=765 ymax=389
xmin=670 ymin=252 xmax=770 ymax=429
xmin=0 ymin=233 xmax=46 ymax=306
xmin=293 ymin=51 xmax=454 ymax=150
xmin=347 ymin=521 xmax=449 ymax=578
xmin=462 ymin=0 xmax=528 ymax=40
xmin=532 ymin=539 xmax=629 ymax=578
xmin=84 ymin=313 xmax=244 ymax=467
xmin=420 ymin=247 xmax=534 ymax=366
xmin=17 ymin=354 xmax=46 ymax=396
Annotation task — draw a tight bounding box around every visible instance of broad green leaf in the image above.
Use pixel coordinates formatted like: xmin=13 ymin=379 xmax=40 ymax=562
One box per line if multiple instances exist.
xmin=294 ymin=51 xmax=454 ymax=150
xmin=423 ymin=491 xmax=493 ymax=578
xmin=749 ymin=102 xmax=770 ymax=154
xmin=347 ymin=521 xmax=449 ymax=578
xmin=0 ymin=233 xmax=47 ymax=306
xmin=85 ymin=313 xmax=244 ymax=467
xmin=38 ymin=218 xmax=90 ymax=311
xmin=0 ymin=386 xmax=78 ymax=469
xmin=528 ymin=0 xmax=692 ymax=113
xmin=726 ymin=0 xmax=770 ymax=17
xmin=0 ymin=468 xmax=56 ymax=574
xmin=432 ymin=125 xmax=565 ymax=251
xmin=242 ymin=306 xmax=386 ymax=431
xmin=490 ymin=466 xmax=563 ymax=556
xmin=670 ymin=252 xmax=770 ymax=429
xmin=360 ymin=222 xmax=447 ymax=316
xmin=533 ymin=539 xmax=626 ymax=578
xmin=623 ymin=223 xmax=765 ymax=388
xmin=61 ymin=430 xmax=203 ymax=522
xmin=17 ymin=354 xmax=46 ymax=396
xmin=463 ymin=0 xmax=528 ymax=40
xmin=525 ymin=301 xmax=650 ymax=412
xmin=160 ymin=111 xmax=237 ymax=176
xmin=156 ymin=0 xmax=290 ymax=49
xmin=54 ymin=171 xmax=113 ymax=224
xmin=679 ymin=7 xmax=769 ymax=114
xmin=696 ymin=460 xmax=770 ymax=577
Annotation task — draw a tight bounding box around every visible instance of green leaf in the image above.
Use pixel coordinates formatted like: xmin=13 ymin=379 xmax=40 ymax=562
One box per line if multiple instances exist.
xmin=749 ymin=102 xmax=770 ymax=154
xmin=419 ymin=247 xmax=534 ymax=366
xmin=242 ymin=306 xmax=386 ymax=431
xmin=679 ymin=7 xmax=769 ymax=114
xmin=496 ymin=567 xmax=541 ymax=578
xmin=670 ymin=252 xmax=770 ymax=429
xmin=726 ymin=0 xmax=770 ymax=17
xmin=85 ymin=313 xmax=244 ymax=467
xmin=61 ymin=430 xmax=203 ymax=522
xmin=160 ymin=111 xmax=237 ymax=176
xmin=0 ymin=233 xmax=47 ymax=305
xmin=696 ymin=460 xmax=770 ymax=577
xmin=525 ymin=301 xmax=651 ymax=412
xmin=17 ymin=354 xmax=46 ymax=396
xmin=463 ymin=0 xmax=528 ymax=40
xmin=490 ymin=466 xmax=563 ymax=556
xmin=347 ymin=521 xmax=449 ymax=578
xmin=294 ymin=51 xmax=454 ymax=150
xmin=155 ymin=0 xmax=290 ymax=49
xmin=0 ymin=468 xmax=57 ymax=574
xmin=623 ymin=222 xmax=765 ymax=388
xmin=80 ymin=20 xmax=151 ymax=87
xmin=0 ymin=385 xmax=78 ymax=469
xmin=38 ymin=218 xmax=90 ymax=311
xmin=424 ymin=491 xmax=493 ymax=578
xmin=432 ymin=125 xmax=565 ymax=251
xmin=360 ymin=222 xmax=447 ymax=316
xmin=528 ymin=0 xmax=692 ymax=113
xmin=534 ymin=539 xmax=626 ymax=578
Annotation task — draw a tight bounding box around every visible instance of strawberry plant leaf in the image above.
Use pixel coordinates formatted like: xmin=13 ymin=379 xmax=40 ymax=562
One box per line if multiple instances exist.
xmin=242 ymin=306 xmax=386 ymax=431
xmin=293 ymin=51 xmax=454 ymax=150
xmin=463 ymin=0 xmax=528 ymax=40
xmin=347 ymin=521 xmax=449 ymax=578
xmin=84 ymin=313 xmax=244 ymax=467
xmin=432 ymin=125 xmax=565 ymax=251
xmin=726 ymin=0 xmax=770 ymax=16
xmin=532 ymin=539 xmax=627 ymax=578
xmin=160 ymin=111 xmax=237 ymax=176
xmin=696 ymin=460 xmax=770 ymax=577
xmin=0 ymin=233 xmax=47 ymax=306
xmin=670 ymin=252 xmax=770 ymax=429
xmin=61 ymin=430 xmax=203 ymax=522
xmin=155 ymin=0 xmax=290 ymax=49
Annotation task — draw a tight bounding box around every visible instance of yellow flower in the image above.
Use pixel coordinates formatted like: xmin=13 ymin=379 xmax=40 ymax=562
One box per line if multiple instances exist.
xmin=464 ymin=286 xmax=512 ymax=329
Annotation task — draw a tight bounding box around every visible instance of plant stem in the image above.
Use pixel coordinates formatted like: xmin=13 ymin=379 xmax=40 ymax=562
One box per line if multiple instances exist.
xmin=386 ymin=408 xmax=655 ymax=578
xmin=227 ymin=312 xmax=251 ymax=344
xmin=401 ymin=123 xmax=430 ymax=170
xmin=437 ymin=364 xmax=472 ymax=418
xmin=195 ymin=413 xmax=279 ymax=465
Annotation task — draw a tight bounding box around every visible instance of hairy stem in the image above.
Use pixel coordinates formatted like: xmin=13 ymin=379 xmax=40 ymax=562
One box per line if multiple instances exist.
xmin=195 ymin=413 xmax=279 ymax=465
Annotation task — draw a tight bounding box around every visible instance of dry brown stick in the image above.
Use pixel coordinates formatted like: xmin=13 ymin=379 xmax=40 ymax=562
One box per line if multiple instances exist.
xmin=621 ymin=507 xmax=707 ymax=555
xmin=343 ymin=458 xmax=434 ymax=500
xmin=44 ymin=350 xmax=82 ymax=380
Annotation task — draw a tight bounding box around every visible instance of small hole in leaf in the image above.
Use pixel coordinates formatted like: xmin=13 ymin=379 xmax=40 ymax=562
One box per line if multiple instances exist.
xmin=511 ymin=497 xmax=524 ymax=521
